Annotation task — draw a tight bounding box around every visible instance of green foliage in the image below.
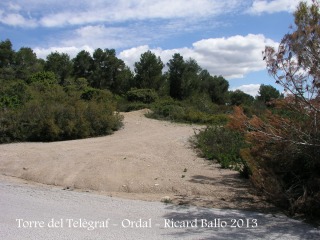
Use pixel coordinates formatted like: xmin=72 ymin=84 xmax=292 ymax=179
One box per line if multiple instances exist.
xmin=72 ymin=50 xmax=93 ymax=80
xmin=134 ymin=50 xmax=164 ymax=90
xmin=206 ymin=75 xmax=229 ymax=104
xmin=80 ymin=88 xmax=99 ymax=101
xmin=228 ymin=90 xmax=254 ymax=106
xmin=124 ymin=102 xmax=149 ymax=112
xmin=167 ymin=53 xmax=185 ymax=100
xmin=111 ymin=66 xmax=133 ymax=95
xmin=90 ymin=48 xmax=130 ymax=92
xmin=181 ymin=58 xmax=202 ymax=98
xmin=72 ymin=49 xmax=133 ymax=94
xmin=148 ymin=97 xmax=229 ymax=125
xmin=80 ymin=87 xmax=113 ymax=102
xmin=45 ymin=52 xmax=72 ymax=85
xmin=198 ymin=70 xmax=229 ymax=104
xmin=16 ymin=99 xmax=120 ymax=141
xmin=0 ymin=95 xmax=20 ymax=109
xmin=0 ymin=39 xmax=17 ymax=80
xmin=114 ymin=95 xmax=149 ymax=112
xmin=64 ymin=78 xmax=89 ymax=96
xmin=126 ymin=88 xmax=158 ymax=104
xmin=0 ymin=79 xmax=123 ymax=143
xmin=256 ymin=84 xmax=281 ymax=103
xmin=148 ymin=98 xmax=184 ymax=119
xmin=0 ymin=39 xmax=14 ymax=68
xmin=14 ymin=47 xmax=43 ymax=81
xmin=167 ymin=54 xmax=204 ymax=100
xmin=0 ymin=40 xmax=44 ymax=81
xmin=0 ymin=80 xmax=30 ymax=109
xmin=192 ymin=126 xmax=248 ymax=173
xmin=28 ymin=71 xmax=58 ymax=84
xmin=167 ymin=53 xmax=184 ymax=99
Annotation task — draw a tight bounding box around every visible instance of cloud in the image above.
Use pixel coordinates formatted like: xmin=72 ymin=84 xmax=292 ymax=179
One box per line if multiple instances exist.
xmin=33 ymin=45 xmax=94 ymax=60
xmin=192 ymin=34 xmax=277 ymax=78
xmin=33 ymin=24 xmax=156 ymax=59
xmin=41 ymin=0 xmax=244 ymax=27
xmin=62 ymin=25 xmax=140 ymax=49
xmin=0 ymin=11 xmax=37 ymax=28
xmin=119 ymin=34 xmax=278 ymax=79
xmin=7 ymin=2 xmax=21 ymax=11
xmin=0 ymin=0 xmax=246 ymax=28
xmin=247 ymin=0 xmax=313 ymax=15
xmin=231 ymin=84 xmax=261 ymax=97
xmin=33 ymin=15 xmax=217 ymax=59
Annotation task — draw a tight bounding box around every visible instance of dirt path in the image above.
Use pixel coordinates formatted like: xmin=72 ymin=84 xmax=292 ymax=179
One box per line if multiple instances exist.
xmin=0 ymin=109 xmax=275 ymax=212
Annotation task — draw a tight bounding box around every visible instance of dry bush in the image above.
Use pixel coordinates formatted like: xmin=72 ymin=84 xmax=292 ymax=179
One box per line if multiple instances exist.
xmin=229 ymin=105 xmax=320 ymax=219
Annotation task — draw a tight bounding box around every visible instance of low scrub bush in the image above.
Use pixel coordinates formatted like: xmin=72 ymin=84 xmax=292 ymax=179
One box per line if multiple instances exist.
xmin=0 ymin=80 xmax=30 ymax=109
xmin=0 ymin=79 xmax=123 ymax=143
xmin=148 ymin=98 xmax=229 ymax=125
xmin=114 ymin=95 xmax=150 ymax=112
xmin=126 ymin=88 xmax=158 ymax=104
xmin=184 ymin=109 xmax=228 ymax=125
xmin=124 ymin=102 xmax=149 ymax=112
xmin=192 ymin=126 xmax=248 ymax=175
xmin=229 ymin=106 xmax=320 ymax=221
xmin=146 ymin=98 xmax=183 ymax=119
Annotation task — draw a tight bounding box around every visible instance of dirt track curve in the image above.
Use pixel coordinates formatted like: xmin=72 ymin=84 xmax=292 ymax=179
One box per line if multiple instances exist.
xmin=0 ymin=109 xmax=274 ymax=211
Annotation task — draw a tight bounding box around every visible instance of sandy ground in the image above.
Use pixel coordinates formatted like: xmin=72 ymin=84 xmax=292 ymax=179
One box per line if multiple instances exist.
xmin=0 ymin=109 xmax=275 ymax=212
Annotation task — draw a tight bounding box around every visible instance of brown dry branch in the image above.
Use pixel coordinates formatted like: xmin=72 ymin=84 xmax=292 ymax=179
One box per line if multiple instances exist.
xmin=229 ymin=104 xmax=320 ymax=218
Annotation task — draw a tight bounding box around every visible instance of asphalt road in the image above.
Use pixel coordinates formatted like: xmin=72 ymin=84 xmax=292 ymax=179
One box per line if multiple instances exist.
xmin=1 ymin=178 xmax=319 ymax=240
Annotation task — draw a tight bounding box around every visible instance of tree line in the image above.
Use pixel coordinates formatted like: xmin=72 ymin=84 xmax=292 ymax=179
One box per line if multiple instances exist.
xmin=0 ymin=39 xmax=281 ymax=107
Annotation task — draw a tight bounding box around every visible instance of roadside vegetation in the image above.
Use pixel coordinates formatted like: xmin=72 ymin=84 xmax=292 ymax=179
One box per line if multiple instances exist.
xmin=0 ymin=0 xmax=319 ymax=222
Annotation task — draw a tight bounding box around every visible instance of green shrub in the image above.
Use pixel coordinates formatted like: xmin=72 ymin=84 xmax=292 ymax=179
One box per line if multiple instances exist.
xmin=184 ymin=109 xmax=228 ymax=125
xmin=114 ymin=94 xmax=150 ymax=112
xmin=186 ymin=94 xmax=218 ymax=114
xmin=192 ymin=126 xmax=248 ymax=175
xmin=27 ymin=71 xmax=58 ymax=84
xmin=147 ymin=98 xmax=184 ymax=120
xmin=0 ymin=109 xmax=21 ymax=142
xmin=0 ymin=80 xmax=30 ymax=109
xmin=126 ymin=88 xmax=158 ymax=103
xmin=0 ymin=95 xmax=20 ymax=109
xmin=0 ymin=79 xmax=123 ymax=143
xmin=80 ymin=87 xmax=113 ymax=102
xmin=15 ymin=99 xmax=122 ymax=142
xmin=148 ymin=98 xmax=229 ymax=125
xmin=124 ymin=102 xmax=149 ymax=112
